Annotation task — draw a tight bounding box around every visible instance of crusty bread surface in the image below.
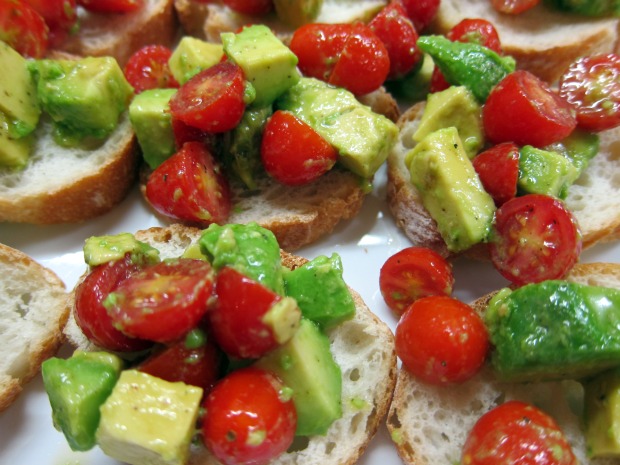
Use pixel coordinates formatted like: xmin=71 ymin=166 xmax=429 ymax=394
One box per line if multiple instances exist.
xmin=387 ymin=262 xmax=620 ymax=465
xmin=63 ymin=224 xmax=397 ymax=465
xmin=0 ymin=114 xmax=139 ymax=225
xmin=0 ymin=243 xmax=68 ymax=413
xmin=431 ymin=0 xmax=620 ymax=83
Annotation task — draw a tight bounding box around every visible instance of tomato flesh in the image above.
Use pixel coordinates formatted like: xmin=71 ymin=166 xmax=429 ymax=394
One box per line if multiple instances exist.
xmin=472 ymin=142 xmax=520 ymax=207
xmin=0 ymin=0 xmax=48 ymax=58
xmin=395 ymin=295 xmax=489 ymax=385
xmin=223 ymin=0 xmax=273 ymax=15
xmin=261 ymin=110 xmax=337 ymax=186
xmin=379 ymin=246 xmax=454 ymax=316
xmin=490 ymin=194 xmax=582 ymax=286
xmin=77 ymin=0 xmax=143 ymax=13
xmin=25 ymin=0 xmax=77 ymax=47
xmin=399 ymin=0 xmax=440 ymax=32
xmin=124 ymin=44 xmax=179 ymax=93
xmin=490 ymin=0 xmax=541 ymax=15
xmin=462 ymin=400 xmax=577 ymax=465
xmin=202 ymin=367 xmax=297 ymax=465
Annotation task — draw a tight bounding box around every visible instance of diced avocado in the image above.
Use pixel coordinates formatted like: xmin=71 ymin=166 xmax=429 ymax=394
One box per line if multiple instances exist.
xmin=83 ymin=232 xmax=160 ymax=267
xmin=546 ymin=128 xmax=600 ymax=175
xmin=517 ymin=145 xmax=579 ymax=199
xmin=548 ymin=0 xmax=620 ymax=16
xmin=276 ymin=77 xmax=398 ymax=178
xmin=385 ymin=53 xmax=433 ymax=102
xmin=97 ymin=370 xmax=203 ymax=465
xmin=41 ymin=351 xmax=123 ymax=451
xmin=485 ymin=281 xmax=620 ymax=382
xmin=283 ymin=253 xmax=356 ymax=329
xmin=0 ymin=41 xmax=40 ymax=138
xmin=129 ymin=88 xmax=177 ymax=169
xmin=584 ymin=368 xmax=620 ymax=457
xmin=0 ymin=113 xmax=33 ymax=169
xmin=413 ymin=86 xmax=484 ymax=159
xmin=168 ymin=37 xmax=224 ymax=85
xmin=273 ymin=0 xmax=323 ymax=27
xmin=255 ymin=318 xmax=342 ymax=436
xmin=222 ymin=25 xmax=301 ymax=107
xmin=200 ymin=222 xmax=285 ymax=295
xmin=28 ymin=57 xmax=134 ymax=146
xmin=406 ymin=126 xmax=496 ymax=252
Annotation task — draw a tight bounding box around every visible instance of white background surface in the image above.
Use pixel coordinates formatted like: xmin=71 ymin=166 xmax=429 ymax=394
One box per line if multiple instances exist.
xmin=1 ymin=164 xmax=619 ymax=465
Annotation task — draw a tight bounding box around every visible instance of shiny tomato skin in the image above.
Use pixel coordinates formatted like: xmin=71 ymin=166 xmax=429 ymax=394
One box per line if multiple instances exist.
xmin=490 ymin=194 xmax=582 ymax=286
xmin=429 ymin=66 xmax=451 ymax=93
xmin=0 ymin=0 xmax=48 ymax=58
xmin=202 ymin=367 xmax=297 ymax=465
xmin=105 ymin=258 xmax=215 ymax=343
xmin=74 ymin=254 xmax=153 ymax=352
xmin=559 ymin=53 xmax=620 ymax=132
xmin=395 ymin=295 xmax=489 ymax=385
xmin=472 ymin=142 xmax=520 ymax=207
xmin=483 ymin=70 xmax=577 ymax=147
xmin=447 ymin=18 xmax=502 ymax=54
xmin=169 ymin=61 xmax=246 ymax=133
xmin=223 ymin=0 xmax=272 ymax=15
xmin=146 ymin=141 xmax=232 ymax=226
xmin=124 ymin=44 xmax=179 ymax=93
xmin=490 ymin=0 xmax=541 ymax=15
xmin=379 ymin=247 xmax=454 ymax=316
xmin=261 ymin=110 xmax=337 ymax=186
xmin=399 ymin=0 xmax=439 ymax=32
xmin=462 ymin=400 xmax=577 ymax=465
xmin=369 ymin=2 xmax=421 ymax=79
xmin=77 ymin=0 xmax=142 ymax=13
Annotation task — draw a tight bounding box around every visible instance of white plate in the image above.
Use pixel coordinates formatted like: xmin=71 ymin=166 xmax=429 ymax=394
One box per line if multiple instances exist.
xmin=1 ymin=165 xmax=619 ymax=465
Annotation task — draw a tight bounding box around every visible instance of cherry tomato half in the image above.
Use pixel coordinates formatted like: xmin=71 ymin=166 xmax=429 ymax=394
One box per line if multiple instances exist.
xmin=379 ymin=247 xmax=454 ymax=316
xmin=145 ymin=141 xmax=232 ymax=226
xmin=490 ymin=194 xmax=582 ymax=286
xmin=169 ymin=61 xmax=246 ymax=133
xmin=462 ymin=400 xmax=577 ymax=465
xmin=261 ymin=110 xmax=337 ymax=186
xmin=77 ymin=0 xmax=143 ymax=13
xmin=395 ymin=295 xmax=489 ymax=385
xmin=124 ymin=44 xmax=179 ymax=93
xmin=490 ymin=0 xmax=541 ymax=15
xmin=483 ymin=70 xmax=577 ymax=147
xmin=399 ymin=0 xmax=440 ymax=32
xmin=202 ymin=367 xmax=297 ymax=465
xmin=25 ymin=0 xmax=77 ymax=47
xmin=223 ymin=0 xmax=273 ymax=15
xmin=105 ymin=258 xmax=215 ymax=343
xmin=472 ymin=142 xmax=520 ymax=207
xmin=74 ymin=254 xmax=153 ymax=352
xmin=559 ymin=53 xmax=620 ymax=132
xmin=0 ymin=0 xmax=48 ymax=58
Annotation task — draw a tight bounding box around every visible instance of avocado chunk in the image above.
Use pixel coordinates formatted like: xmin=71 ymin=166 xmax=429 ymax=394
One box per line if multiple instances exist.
xmin=584 ymin=368 xmax=620 ymax=457
xmin=486 ymin=281 xmax=620 ymax=382
xmin=406 ymin=126 xmax=496 ymax=252
xmin=168 ymin=37 xmax=224 ymax=85
xmin=273 ymin=0 xmax=323 ymax=27
xmin=413 ymin=86 xmax=484 ymax=159
xmin=517 ymin=145 xmax=579 ymax=199
xmin=222 ymin=25 xmax=301 ymax=107
xmin=0 ymin=113 xmax=33 ymax=169
xmin=97 ymin=370 xmax=203 ymax=465
xmin=548 ymin=0 xmax=620 ymax=16
xmin=28 ymin=57 xmax=134 ymax=146
xmin=546 ymin=128 xmax=600 ymax=175
xmin=283 ymin=253 xmax=356 ymax=329
xmin=255 ymin=318 xmax=342 ymax=436
xmin=0 ymin=41 xmax=41 ymax=139
xmin=129 ymin=88 xmax=177 ymax=169
xmin=41 ymin=351 xmax=123 ymax=451
xmin=200 ymin=222 xmax=285 ymax=295
xmin=83 ymin=232 xmax=161 ymax=267
xmin=276 ymin=77 xmax=398 ymax=178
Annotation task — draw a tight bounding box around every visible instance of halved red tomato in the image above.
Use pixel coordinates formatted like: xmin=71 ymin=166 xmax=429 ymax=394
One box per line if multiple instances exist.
xmin=0 ymin=0 xmax=48 ymax=58
xmin=124 ymin=44 xmax=179 ymax=93
xmin=472 ymin=142 xmax=520 ymax=207
xmin=490 ymin=0 xmax=540 ymax=15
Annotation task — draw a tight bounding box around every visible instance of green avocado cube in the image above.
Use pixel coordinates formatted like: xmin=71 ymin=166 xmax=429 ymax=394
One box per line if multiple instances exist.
xmin=273 ymin=0 xmax=323 ymax=27
xmin=0 ymin=113 xmax=33 ymax=169
xmin=41 ymin=351 xmax=123 ymax=451
xmin=518 ymin=145 xmax=579 ymax=199
xmin=168 ymin=37 xmax=224 ymax=85
xmin=83 ymin=232 xmax=161 ymax=267
xmin=584 ymin=368 xmax=620 ymax=457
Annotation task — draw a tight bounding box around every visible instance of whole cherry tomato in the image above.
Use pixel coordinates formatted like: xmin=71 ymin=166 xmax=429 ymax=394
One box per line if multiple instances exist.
xmin=398 ymin=0 xmax=439 ymax=32
xmin=395 ymin=295 xmax=489 ymax=385
xmin=462 ymin=400 xmax=577 ymax=465
xmin=559 ymin=53 xmax=620 ymax=132
xmin=260 ymin=110 xmax=337 ymax=186
xmin=202 ymin=367 xmax=297 ymax=465
xmin=77 ymin=0 xmax=142 ymax=13
xmin=169 ymin=61 xmax=246 ymax=133
xmin=123 ymin=44 xmax=179 ymax=93
xmin=74 ymin=254 xmax=153 ymax=352
xmin=483 ymin=70 xmax=577 ymax=147
xmin=145 ymin=141 xmax=232 ymax=226
xmin=490 ymin=194 xmax=582 ymax=286
xmin=490 ymin=0 xmax=541 ymax=15
xmin=0 ymin=0 xmax=48 ymax=58
xmin=223 ymin=0 xmax=273 ymax=15
xmin=379 ymin=246 xmax=454 ymax=316
xmin=472 ymin=142 xmax=520 ymax=207
xmin=24 ymin=0 xmax=77 ymax=47
xmin=105 ymin=258 xmax=215 ymax=343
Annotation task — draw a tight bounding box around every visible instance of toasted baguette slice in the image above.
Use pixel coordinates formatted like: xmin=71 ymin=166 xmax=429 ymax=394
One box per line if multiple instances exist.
xmin=386 ymin=262 xmax=620 ymax=465
xmin=54 ymin=0 xmax=178 ymax=66
xmin=431 ymin=0 xmax=620 ymax=83
xmin=0 ymin=114 xmax=139 ymax=225
xmin=0 ymin=243 xmax=68 ymax=413
xmin=63 ymin=223 xmax=398 ymax=465
xmin=387 ymin=101 xmax=620 ymax=258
